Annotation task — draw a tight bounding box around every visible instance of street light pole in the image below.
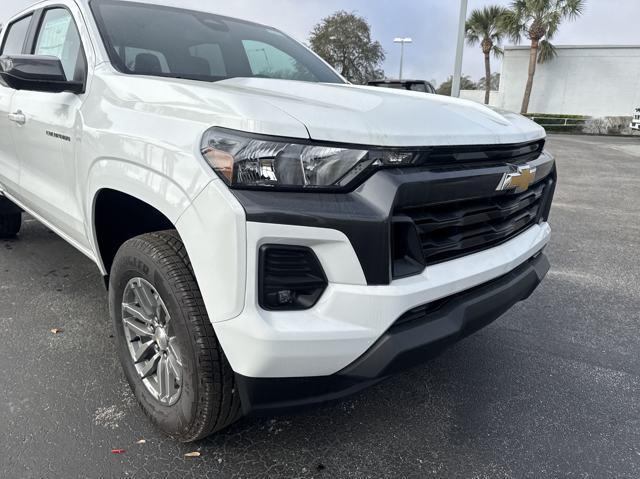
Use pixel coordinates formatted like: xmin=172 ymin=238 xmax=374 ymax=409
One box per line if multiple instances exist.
xmin=451 ymin=0 xmax=468 ymax=97
xmin=394 ymin=37 xmax=412 ymax=80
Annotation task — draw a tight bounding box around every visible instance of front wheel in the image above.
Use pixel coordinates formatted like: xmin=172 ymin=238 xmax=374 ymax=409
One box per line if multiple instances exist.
xmin=109 ymin=230 xmax=242 ymax=442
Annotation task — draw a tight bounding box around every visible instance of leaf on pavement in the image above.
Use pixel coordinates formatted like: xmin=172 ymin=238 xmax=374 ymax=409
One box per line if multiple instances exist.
xmin=50 ymin=328 xmax=64 ymax=334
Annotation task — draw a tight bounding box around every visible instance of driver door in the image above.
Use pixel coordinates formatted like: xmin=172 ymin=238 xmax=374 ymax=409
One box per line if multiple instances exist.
xmin=0 ymin=13 xmax=34 ymax=194
xmin=10 ymin=6 xmax=90 ymax=247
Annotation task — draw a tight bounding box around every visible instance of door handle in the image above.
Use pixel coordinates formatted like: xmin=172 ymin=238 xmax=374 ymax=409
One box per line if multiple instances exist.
xmin=8 ymin=111 xmax=26 ymax=125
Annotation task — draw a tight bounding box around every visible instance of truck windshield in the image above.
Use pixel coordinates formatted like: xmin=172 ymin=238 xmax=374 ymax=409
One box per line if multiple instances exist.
xmin=90 ymin=0 xmax=344 ymax=84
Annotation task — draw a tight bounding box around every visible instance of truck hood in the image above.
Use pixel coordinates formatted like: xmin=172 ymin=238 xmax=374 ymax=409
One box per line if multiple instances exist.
xmin=214 ymin=78 xmax=545 ymax=146
xmin=99 ymin=70 xmax=544 ymax=147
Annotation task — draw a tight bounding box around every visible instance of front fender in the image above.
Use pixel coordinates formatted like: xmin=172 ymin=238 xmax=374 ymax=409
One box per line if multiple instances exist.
xmin=176 ymin=181 xmax=247 ymax=323
xmin=86 ymin=160 xmax=247 ymax=323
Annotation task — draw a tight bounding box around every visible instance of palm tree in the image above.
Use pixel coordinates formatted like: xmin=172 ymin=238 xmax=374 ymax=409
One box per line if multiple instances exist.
xmin=501 ymin=0 xmax=585 ymax=114
xmin=465 ymin=6 xmax=508 ymax=105
xmin=477 ymin=73 xmax=501 ymax=92
xmin=437 ymin=75 xmax=477 ymax=96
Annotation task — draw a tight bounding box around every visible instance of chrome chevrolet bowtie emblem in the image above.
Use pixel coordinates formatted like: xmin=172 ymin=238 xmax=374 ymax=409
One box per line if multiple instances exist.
xmin=496 ymin=164 xmax=537 ymax=192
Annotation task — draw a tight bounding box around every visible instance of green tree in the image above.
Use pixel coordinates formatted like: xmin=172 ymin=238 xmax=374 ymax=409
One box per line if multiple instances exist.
xmin=309 ymin=11 xmax=385 ymax=84
xmin=465 ymin=5 xmax=508 ymax=105
xmin=477 ymin=72 xmax=501 ymax=91
xmin=501 ymin=0 xmax=585 ymax=114
xmin=437 ymin=75 xmax=476 ymax=96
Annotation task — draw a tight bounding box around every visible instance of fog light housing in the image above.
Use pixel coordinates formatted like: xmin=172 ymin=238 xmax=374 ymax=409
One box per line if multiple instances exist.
xmin=391 ymin=216 xmax=426 ymax=279
xmin=259 ymin=245 xmax=328 ymax=311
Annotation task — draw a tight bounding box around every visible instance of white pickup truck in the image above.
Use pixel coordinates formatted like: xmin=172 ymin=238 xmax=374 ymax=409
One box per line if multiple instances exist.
xmin=0 ymin=0 xmax=556 ymax=441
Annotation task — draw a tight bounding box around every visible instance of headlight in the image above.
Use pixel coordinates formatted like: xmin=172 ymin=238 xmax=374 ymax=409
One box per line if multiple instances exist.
xmin=201 ymin=128 xmax=417 ymax=190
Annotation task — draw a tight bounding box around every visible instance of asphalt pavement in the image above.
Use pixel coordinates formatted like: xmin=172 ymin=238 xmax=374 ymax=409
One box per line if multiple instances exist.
xmin=1 ymin=134 xmax=639 ymax=478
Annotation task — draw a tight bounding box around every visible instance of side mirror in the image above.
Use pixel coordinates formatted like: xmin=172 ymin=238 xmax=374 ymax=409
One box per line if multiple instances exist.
xmin=0 ymin=55 xmax=84 ymax=94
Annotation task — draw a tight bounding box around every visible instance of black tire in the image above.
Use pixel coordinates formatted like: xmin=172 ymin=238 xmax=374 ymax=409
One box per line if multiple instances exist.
xmin=0 ymin=211 xmax=21 ymax=239
xmin=109 ymin=230 xmax=242 ymax=442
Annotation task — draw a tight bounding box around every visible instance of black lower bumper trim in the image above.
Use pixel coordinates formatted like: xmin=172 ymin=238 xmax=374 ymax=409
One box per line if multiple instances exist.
xmin=236 ymin=253 xmax=550 ymax=416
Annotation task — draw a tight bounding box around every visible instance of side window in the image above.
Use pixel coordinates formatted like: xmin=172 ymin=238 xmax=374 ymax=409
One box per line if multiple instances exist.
xmin=1 ymin=14 xmax=33 ymax=55
xmin=33 ymin=8 xmax=85 ymax=82
xmin=242 ymin=40 xmax=316 ymax=81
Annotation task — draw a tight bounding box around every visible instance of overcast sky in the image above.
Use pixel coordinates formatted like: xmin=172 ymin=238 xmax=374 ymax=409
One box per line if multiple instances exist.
xmin=1 ymin=0 xmax=638 ymax=85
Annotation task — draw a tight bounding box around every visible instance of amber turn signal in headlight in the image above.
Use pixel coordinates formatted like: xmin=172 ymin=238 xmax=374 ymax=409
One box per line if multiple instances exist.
xmin=201 ymin=127 xmax=418 ymax=191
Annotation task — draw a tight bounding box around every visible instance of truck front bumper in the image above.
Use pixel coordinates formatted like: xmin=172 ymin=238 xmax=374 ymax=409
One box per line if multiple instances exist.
xmin=214 ymin=221 xmax=551 ymax=379
xmin=186 ymin=143 xmax=556 ymax=414
xmin=235 ymin=251 xmax=549 ymax=415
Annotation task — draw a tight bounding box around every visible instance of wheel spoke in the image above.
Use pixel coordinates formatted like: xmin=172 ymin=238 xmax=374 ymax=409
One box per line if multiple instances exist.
xmin=156 ymin=303 xmax=171 ymax=326
xmin=133 ymin=281 xmax=155 ymax=315
xmin=133 ymin=340 xmax=156 ymax=363
xmin=123 ymin=317 xmax=153 ymax=338
xmin=168 ymin=338 xmax=182 ymax=365
xmin=167 ymin=348 xmax=181 ymax=382
xmin=157 ymin=355 xmax=171 ymax=399
xmin=123 ymin=303 xmax=153 ymax=325
xmin=140 ymin=352 xmax=161 ymax=379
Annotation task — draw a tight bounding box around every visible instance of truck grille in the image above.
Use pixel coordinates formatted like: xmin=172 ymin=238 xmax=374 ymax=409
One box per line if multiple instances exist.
xmin=395 ymin=179 xmax=551 ymax=267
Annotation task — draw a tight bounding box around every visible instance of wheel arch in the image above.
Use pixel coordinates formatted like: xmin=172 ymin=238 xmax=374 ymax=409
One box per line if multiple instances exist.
xmin=92 ymin=188 xmax=176 ymax=275
xmin=86 ymin=158 xmax=198 ymax=275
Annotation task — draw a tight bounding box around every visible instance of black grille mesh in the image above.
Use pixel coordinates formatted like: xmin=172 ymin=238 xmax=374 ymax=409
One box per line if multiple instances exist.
xmin=395 ymin=179 xmax=550 ymax=266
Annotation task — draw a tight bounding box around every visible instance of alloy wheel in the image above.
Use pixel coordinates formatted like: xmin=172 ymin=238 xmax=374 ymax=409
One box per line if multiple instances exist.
xmin=121 ymin=277 xmax=183 ymax=406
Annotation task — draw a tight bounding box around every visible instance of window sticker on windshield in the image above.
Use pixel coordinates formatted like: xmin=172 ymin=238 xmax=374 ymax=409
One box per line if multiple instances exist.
xmin=35 ymin=15 xmax=72 ymax=58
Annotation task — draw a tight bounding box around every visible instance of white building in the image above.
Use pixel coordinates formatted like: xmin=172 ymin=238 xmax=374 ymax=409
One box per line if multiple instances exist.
xmin=461 ymin=45 xmax=640 ymax=117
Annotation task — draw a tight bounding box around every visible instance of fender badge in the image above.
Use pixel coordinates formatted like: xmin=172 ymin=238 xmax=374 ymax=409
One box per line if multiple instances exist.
xmin=46 ymin=130 xmax=71 ymax=142
xmin=496 ymin=164 xmax=537 ymax=192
